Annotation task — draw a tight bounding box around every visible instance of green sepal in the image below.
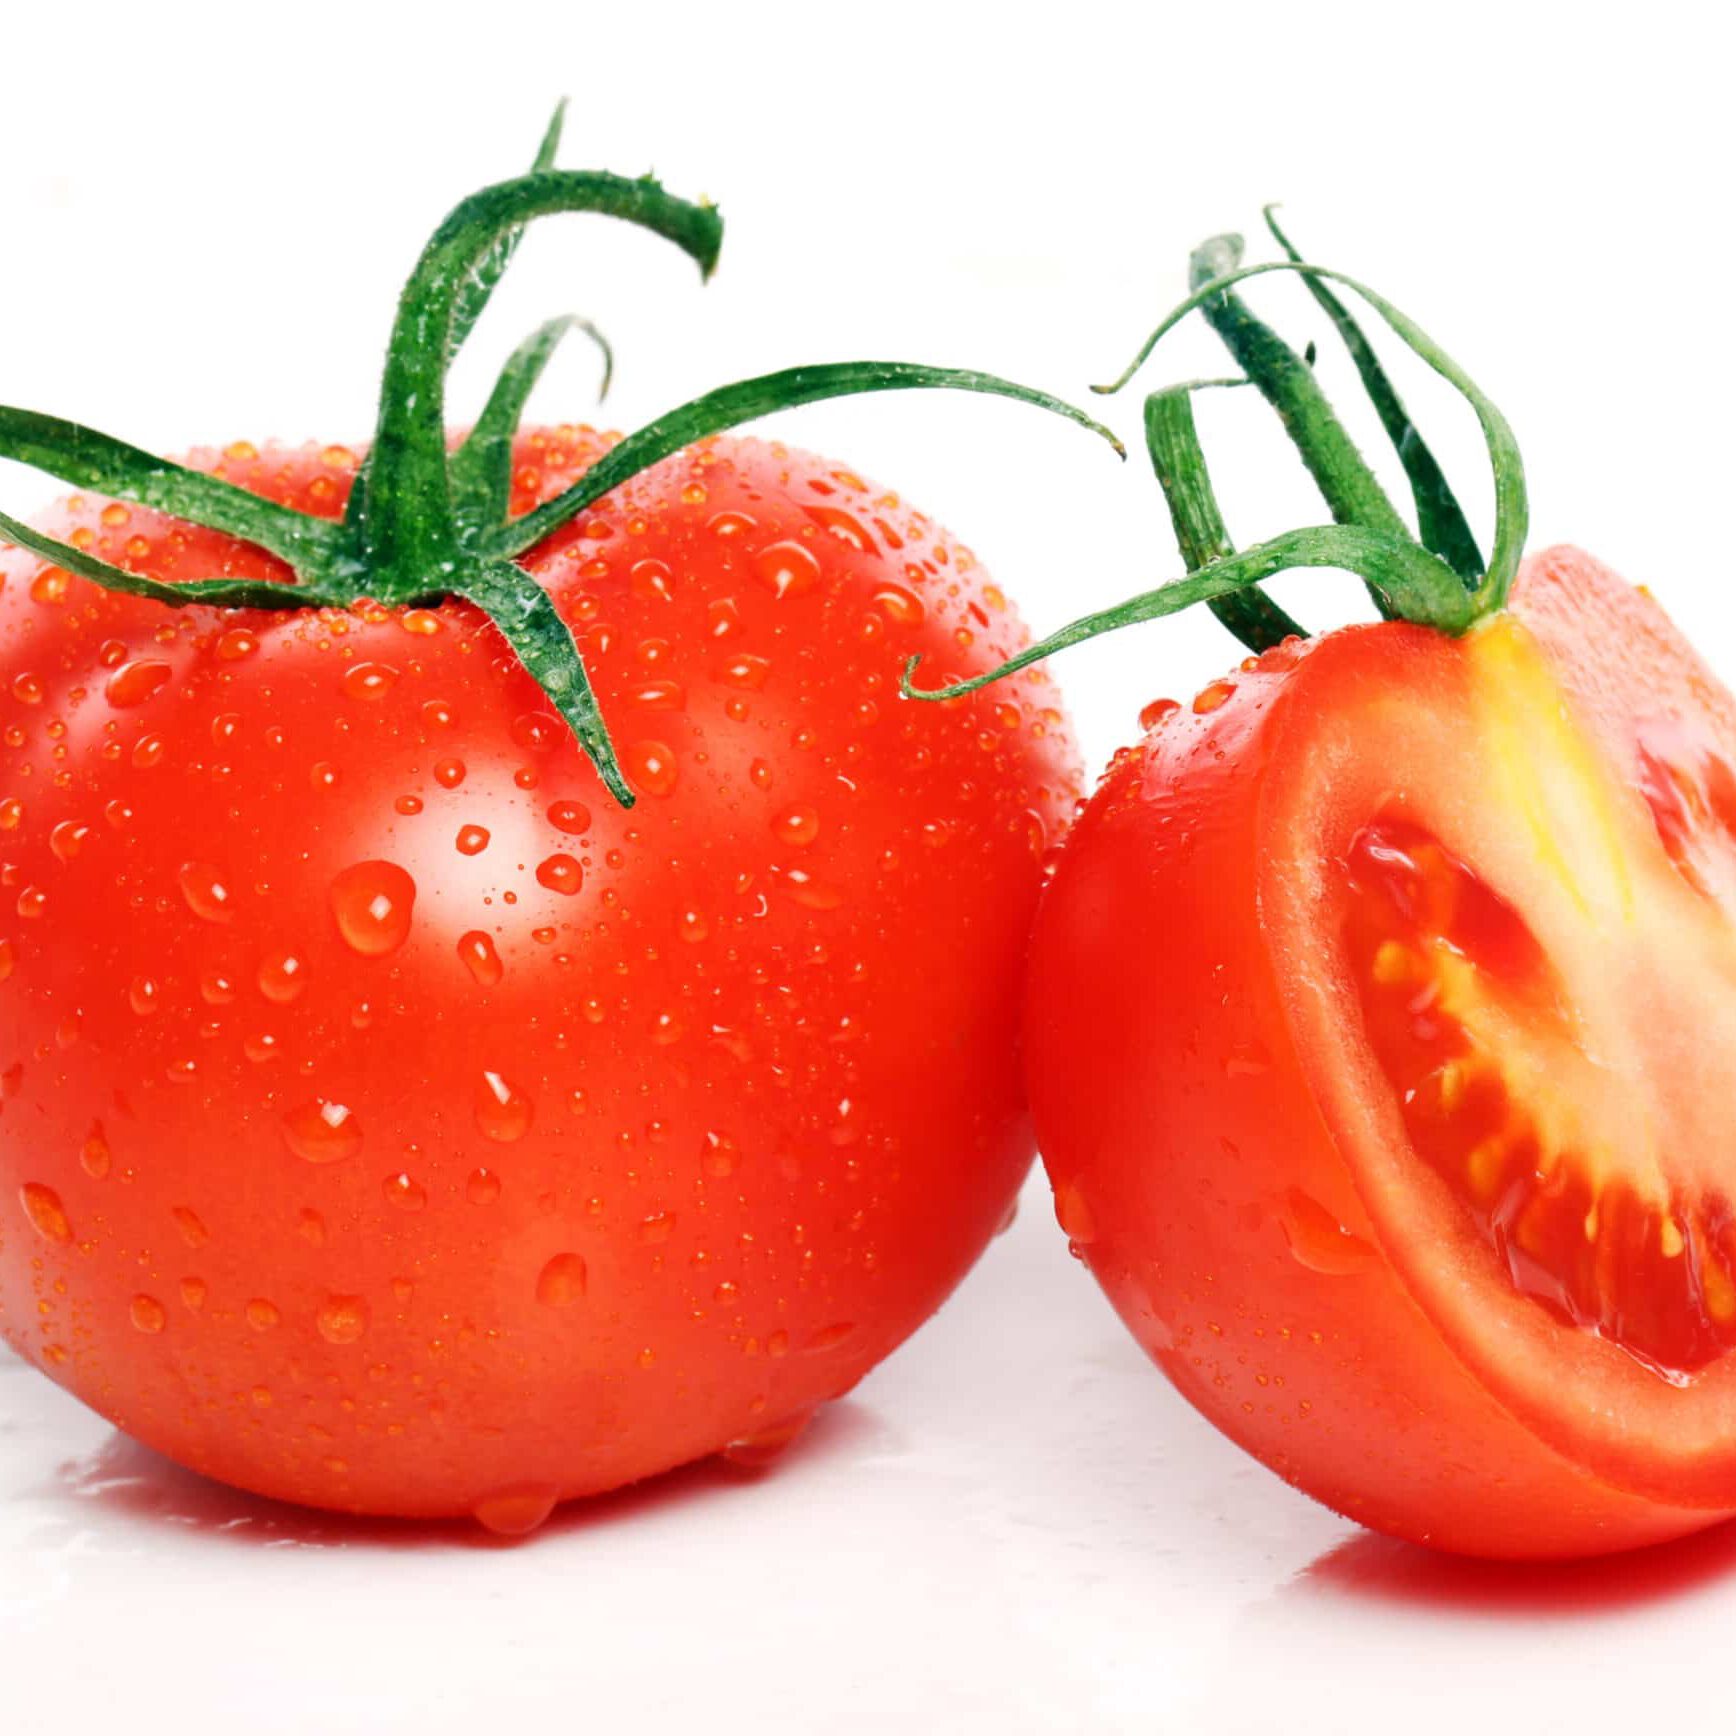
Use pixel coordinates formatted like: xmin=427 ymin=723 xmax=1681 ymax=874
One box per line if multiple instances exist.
xmin=1143 ymin=381 xmax=1305 ymax=651
xmin=487 ymin=360 xmax=1124 ymax=560
xmin=0 ymin=504 xmax=338 ymax=612
xmin=1096 ymin=257 xmax=1527 ymax=617
xmin=1263 ymin=207 xmax=1485 ymax=583
xmin=458 ymin=560 xmax=634 ymax=806
xmin=902 ymin=519 xmax=1474 ymax=702
xmin=0 ymin=406 xmax=346 ymax=575
xmin=450 ymin=314 xmax=614 ymax=539
xmin=1185 ymin=233 xmax=1410 ymax=621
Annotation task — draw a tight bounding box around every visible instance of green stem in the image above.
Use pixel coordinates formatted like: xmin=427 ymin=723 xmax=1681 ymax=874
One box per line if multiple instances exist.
xmin=358 ymin=170 xmax=722 ymax=590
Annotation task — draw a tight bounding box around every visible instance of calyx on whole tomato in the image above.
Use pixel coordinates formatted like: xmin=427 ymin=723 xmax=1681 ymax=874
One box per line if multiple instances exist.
xmin=0 ymin=110 xmax=1115 ymax=1529
xmin=911 ymin=212 xmax=1736 ymax=1558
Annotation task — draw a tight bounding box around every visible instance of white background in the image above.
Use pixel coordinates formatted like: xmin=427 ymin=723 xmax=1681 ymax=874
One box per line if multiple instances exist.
xmin=3 ymin=2 xmax=1734 ymax=1731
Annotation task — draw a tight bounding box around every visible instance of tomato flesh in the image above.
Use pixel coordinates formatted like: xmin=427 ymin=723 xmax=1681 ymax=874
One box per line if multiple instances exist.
xmin=1345 ymin=816 xmax=1736 ymax=1380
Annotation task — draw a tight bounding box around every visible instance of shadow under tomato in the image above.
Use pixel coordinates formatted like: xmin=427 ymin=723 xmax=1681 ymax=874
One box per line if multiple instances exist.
xmin=1297 ymin=1515 xmax=1736 ymax=1617
xmin=46 ymin=1399 xmax=880 ymax=1552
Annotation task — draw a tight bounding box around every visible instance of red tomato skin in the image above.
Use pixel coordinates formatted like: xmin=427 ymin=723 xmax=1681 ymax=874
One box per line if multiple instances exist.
xmin=1027 ymin=549 xmax=1735 ymax=1558
xmin=0 ymin=430 xmax=1079 ymax=1519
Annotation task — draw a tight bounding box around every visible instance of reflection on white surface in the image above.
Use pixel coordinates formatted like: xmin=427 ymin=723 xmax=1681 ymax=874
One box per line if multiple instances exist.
xmin=5 ymin=1168 xmax=1736 ymax=1735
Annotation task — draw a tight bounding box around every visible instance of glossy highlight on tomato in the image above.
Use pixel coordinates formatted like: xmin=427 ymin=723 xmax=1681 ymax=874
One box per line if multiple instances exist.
xmin=0 ymin=428 xmax=1079 ymax=1524
xmin=1029 ymin=547 xmax=1736 ymax=1557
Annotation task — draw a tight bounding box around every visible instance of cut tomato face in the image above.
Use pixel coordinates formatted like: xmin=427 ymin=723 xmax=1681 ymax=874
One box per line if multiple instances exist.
xmin=1028 ymin=546 xmax=1736 ymax=1557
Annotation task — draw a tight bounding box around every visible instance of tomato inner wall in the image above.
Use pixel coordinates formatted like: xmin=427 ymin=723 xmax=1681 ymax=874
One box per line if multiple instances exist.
xmin=1343 ymin=817 xmax=1736 ymax=1380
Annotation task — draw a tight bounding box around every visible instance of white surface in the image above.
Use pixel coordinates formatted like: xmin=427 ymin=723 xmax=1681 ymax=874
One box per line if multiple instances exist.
xmin=4 ymin=2 xmax=1736 ymax=1732
xmin=9 ymin=1170 xmax=1736 ymax=1736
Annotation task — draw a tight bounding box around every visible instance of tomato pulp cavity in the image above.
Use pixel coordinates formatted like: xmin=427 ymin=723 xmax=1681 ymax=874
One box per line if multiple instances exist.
xmin=0 ymin=430 xmax=1079 ymax=1523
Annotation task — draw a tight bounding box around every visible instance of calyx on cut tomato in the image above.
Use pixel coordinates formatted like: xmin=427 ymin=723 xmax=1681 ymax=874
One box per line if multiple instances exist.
xmin=0 ymin=102 xmax=1118 ymax=806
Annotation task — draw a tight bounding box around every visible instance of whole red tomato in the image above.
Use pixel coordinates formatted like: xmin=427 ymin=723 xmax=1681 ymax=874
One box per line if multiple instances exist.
xmin=0 ymin=425 xmax=1079 ymax=1527
xmin=970 ymin=227 xmax=1736 ymax=1557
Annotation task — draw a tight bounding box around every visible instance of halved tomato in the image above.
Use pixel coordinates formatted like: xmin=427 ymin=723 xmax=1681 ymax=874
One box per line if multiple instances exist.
xmin=1028 ymin=546 xmax=1736 ymax=1556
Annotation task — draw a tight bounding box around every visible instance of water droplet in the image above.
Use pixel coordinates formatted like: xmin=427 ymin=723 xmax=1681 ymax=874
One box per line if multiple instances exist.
xmin=1139 ymin=697 xmax=1180 ymax=731
xmin=81 ymin=1126 xmax=111 ymax=1179
xmin=701 ymin=1130 xmax=740 ymax=1177
xmin=130 ymin=1295 xmax=167 ymax=1334
xmin=511 ymin=712 xmax=561 ymax=754
xmin=342 ymin=661 xmax=399 ymax=701
xmin=722 ymin=1408 xmax=816 ymax=1469
xmin=1192 ymin=679 xmax=1235 ymax=715
xmin=10 ymin=672 xmax=43 ymax=706
xmin=771 ymin=806 xmax=819 ymax=847
xmin=638 ymin=1210 xmax=675 ymax=1244
xmin=433 ymin=758 xmax=467 ymax=789
xmin=871 ymin=585 xmax=925 ymax=626
xmin=178 ymin=861 xmax=235 ymax=924
xmin=677 ymin=908 xmax=709 ymax=943
xmin=128 ymin=975 xmax=161 ymax=1016
xmin=466 ymin=1167 xmax=501 ymax=1206
xmin=257 ymin=949 xmax=309 ymax=1004
xmin=49 ymin=820 xmax=89 ymax=862
xmin=382 ymin=1172 xmax=426 ymax=1212
xmin=457 ymin=930 xmax=504 ymax=987
xmin=105 ymin=659 xmax=172 ymax=708
xmin=1053 ymin=1182 xmax=1096 ymax=1244
xmin=246 ymin=1297 xmax=281 ymax=1331
xmin=536 ymin=1252 xmax=587 ymax=1306
xmin=624 ymin=740 xmax=678 ymax=798
xmin=1280 ymin=1187 xmax=1377 ymax=1276
xmin=316 ymin=1294 xmax=370 ymax=1345
xmin=19 ymin=1181 xmax=70 ymax=1243
xmin=455 ymin=824 xmax=490 ymax=857
xmin=216 ymin=628 xmax=258 ymax=661
xmin=298 ymin=1209 xmax=326 ymax=1246
xmin=474 ymin=1485 xmax=559 ymax=1537
xmin=630 ymin=557 xmax=675 ymax=603
xmin=546 ymin=799 xmax=591 ymax=836
xmin=281 ymin=1099 xmax=363 ymax=1164
xmin=329 ymin=860 xmax=415 ymax=955
xmin=535 ymin=853 xmax=583 ymax=895
xmin=200 ymin=970 xmax=236 ymax=1006
xmin=716 ymin=653 xmax=771 ymax=691
xmin=0 ymin=797 xmax=21 ymax=831
xmin=753 ymin=539 xmax=822 ymax=599
xmin=171 ymin=1206 xmax=209 ymax=1248
xmin=808 ymin=1321 xmax=855 ymax=1351
xmin=180 ymin=1277 xmax=207 ymax=1312
xmin=15 ymin=885 xmax=46 ymax=920
xmin=395 ymin=794 xmax=423 ymax=816
xmin=775 ymin=866 xmax=845 ymax=911
xmin=475 ymin=1071 xmax=533 ymax=1143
